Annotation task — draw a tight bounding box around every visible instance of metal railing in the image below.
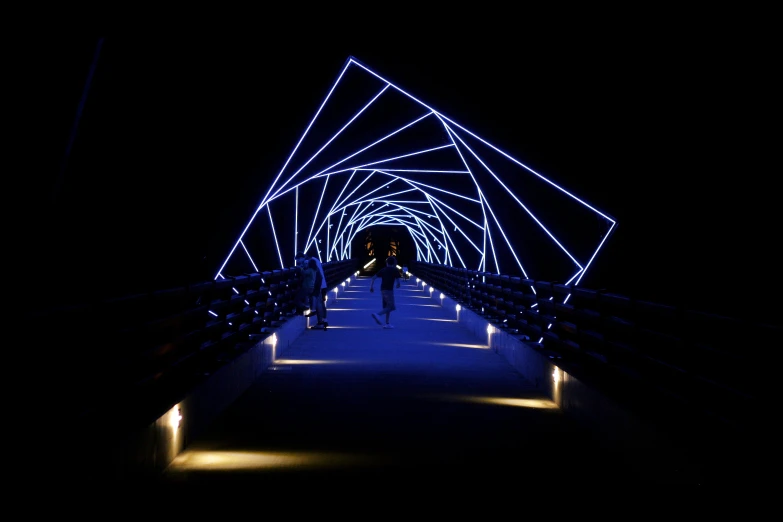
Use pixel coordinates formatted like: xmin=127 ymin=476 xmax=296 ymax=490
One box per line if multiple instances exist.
xmin=408 ymin=260 xmax=776 ymax=439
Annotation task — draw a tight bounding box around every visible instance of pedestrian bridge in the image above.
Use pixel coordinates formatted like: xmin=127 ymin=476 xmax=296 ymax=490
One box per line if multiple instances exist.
xmin=46 ymin=54 xmax=775 ymax=498
xmin=51 ymin=258 xmax=773 ymax=495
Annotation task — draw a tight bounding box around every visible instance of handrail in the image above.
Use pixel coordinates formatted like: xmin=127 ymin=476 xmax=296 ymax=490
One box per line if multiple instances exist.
xmin=408 ymin=260 xmax=776 ymax=437
xmin=48 ymin=259 xmax=360 ymax=431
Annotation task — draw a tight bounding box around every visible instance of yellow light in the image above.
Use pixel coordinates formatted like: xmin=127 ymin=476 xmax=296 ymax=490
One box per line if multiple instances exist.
xmin=271 ymin=333 xmax=278 ymax=346
xmin=426 ymin=394 xmax=558 ymax=409
xmin=427 ymin=342 xmax=489 ymax=349
xmin=553 ymin=367 xmax=561 ymax=383
xmin=470 ymin=396 xmax=559 ymax=409
xmin=167 ymin=450 xmax=382 ymax=472
xmin=169 ymin=406 xmax=182 ymax=430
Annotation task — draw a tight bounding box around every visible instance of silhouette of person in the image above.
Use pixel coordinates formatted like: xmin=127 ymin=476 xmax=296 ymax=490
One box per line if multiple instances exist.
xmin=308 ymin=258 xmax=327 ymax=328
xmin=370 ymin=255 xmax=402 ymax=329
xmin=298 ymin=250 xmax=328 ymax=321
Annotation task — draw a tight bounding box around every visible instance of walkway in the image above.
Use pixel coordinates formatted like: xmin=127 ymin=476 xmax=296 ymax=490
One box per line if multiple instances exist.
xmin=141 ymin=273 xmax=704 ymax=494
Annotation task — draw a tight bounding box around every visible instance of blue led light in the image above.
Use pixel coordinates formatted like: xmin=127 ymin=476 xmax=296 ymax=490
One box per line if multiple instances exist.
xmin=214 ymin=56 xmax=617 ymax=308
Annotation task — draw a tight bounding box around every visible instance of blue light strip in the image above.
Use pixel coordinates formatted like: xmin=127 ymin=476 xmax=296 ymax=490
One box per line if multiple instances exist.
xmin=268 ymin=84 xmax=390 ymax=203
xmin=240 ymin=239 xmax=259 ymax=273
xmin=215 ymin=55 xmax=618 ymax=314
xmin=215 ymin=59 xmax=355 ymax=280
xmin=267 ymin=205 xmax=284 ymax=269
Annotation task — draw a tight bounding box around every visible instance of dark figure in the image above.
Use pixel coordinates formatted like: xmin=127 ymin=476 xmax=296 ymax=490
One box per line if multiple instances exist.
xmin=370 ymin=255 xmax=401 ymax=329
xmin=294 ymin=255 xmax=316 ymax=314
xmin=308 ymin=258 xmax=327 ymax=328
xmin=298 ymin=250 xmax=328 ymax=321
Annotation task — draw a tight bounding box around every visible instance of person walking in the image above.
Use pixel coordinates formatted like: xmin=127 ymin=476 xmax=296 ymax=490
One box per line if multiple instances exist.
xmin=369 ymin=255 xmax=402 ymax=329
xmin=298 ymin=250 xmax=328 ymax=321
xmin=294 ymin=254 xmax=316 ymax=314
xmin=308 ymin=257 xmax=327 ymax=329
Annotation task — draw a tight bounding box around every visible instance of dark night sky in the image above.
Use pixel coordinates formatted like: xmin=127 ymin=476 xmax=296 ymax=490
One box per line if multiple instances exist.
xmin=23 ymin=28 xmax=779 ymax=326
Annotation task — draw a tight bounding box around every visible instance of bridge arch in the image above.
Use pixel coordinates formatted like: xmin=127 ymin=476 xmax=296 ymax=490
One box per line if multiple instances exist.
xmin=215 ymin=57 xmax=616 ymax=286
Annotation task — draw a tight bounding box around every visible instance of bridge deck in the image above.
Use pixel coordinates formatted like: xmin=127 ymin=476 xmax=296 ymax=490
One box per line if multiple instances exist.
xmin=142 ymin=274 xmax=704 ymax=494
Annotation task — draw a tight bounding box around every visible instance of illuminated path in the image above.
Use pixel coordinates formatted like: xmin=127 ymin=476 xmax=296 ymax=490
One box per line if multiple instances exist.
xmin=151 ymin=273 xmax=702 ymax=492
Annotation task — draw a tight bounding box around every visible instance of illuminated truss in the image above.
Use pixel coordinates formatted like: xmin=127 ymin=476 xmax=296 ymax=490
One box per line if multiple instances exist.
xmin=215 ymin=57 xmax=616 ymax=287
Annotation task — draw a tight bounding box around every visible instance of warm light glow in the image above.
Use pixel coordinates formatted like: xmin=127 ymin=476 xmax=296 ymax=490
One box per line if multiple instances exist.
xmin=271 ymin=333 xmax=278 ymax=346
xmin=553 ymin=367 xmax=561 ymax=383
xmin=272 ymin=359 xmax=339 ymax=365
xmin=486 ymin=324 xmax=494 ymax=334
xmin=426 ymin=342 xmax=489 ymax=349
xmin=167 ymin=450 xmax=382 ymax=472
xmin=466 ymin=396 xmax=559 ymax=409
xmin=168 ymin=405 xmax=183 ymax=430
xmin=425 ymin=393 xmax=558 ymax=409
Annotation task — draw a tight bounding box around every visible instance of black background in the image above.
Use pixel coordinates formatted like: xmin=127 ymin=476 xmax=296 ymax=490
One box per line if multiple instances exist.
xmin=22 ymin=26 xmax=779 ymax=326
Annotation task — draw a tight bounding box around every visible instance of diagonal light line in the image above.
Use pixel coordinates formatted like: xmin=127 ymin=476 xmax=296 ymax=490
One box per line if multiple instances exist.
xmin=565 ymin=268 xmax=585 ymax=287
xmin=574 ymin=220 xmax=618 ymax=286
xmin=294 ymin=186 xmax=299 ymax=257
xmin=326 ymin=169 xmax=359 ymax=217
xmin=420 ymin=189 xmax=484 ymax=230
xmin=481 ymin=191 xmax=507 ymax=274
xmin=437 ymin=115 xmax=493 ymax=271
xmin=336 ymin=176 xmax=419 ymax=210
xmin=215 ymin=59 xmax=356 ymax=279
xmin=350 ymin=57 xmax=615 ymax=223
xmin=305 ymin=175 xmax=331 ymax=260
xmin=343 ymin=202 xmax=435 ymax=226
xmin=371 ymin=169 xmax=469 ymax=173
xmin=240 ymin=239 xmax=259 ymax=273
xmin=267 ymin=205 xmax=285 ymax=269
xmin=414 ymin=218 xmax=449 ymax=253
xmin=439 ymin=113 xmax=616 ymax=223
xmin=310 ymin=111 xmax=434 ymax=178
xmin=424 ymin=194 xmax=449 ymax=264
xmin=376 ymin=171 xmax=481 ymax=203
xmin=475 ymin=186 xmax=533 ymax=277
xmin=333 ymin=170 xmax=381 ymax=211
xmin=215 ymin=60 xmax=352 ymax=279
xmin=261 ymin=59 xmax=353 ymax=213
xmin=328 ymin=207 xmax=350 ymax=259
xmin=448 ymin=126 xmax=583 ymax=269
xmin=426 ymin=195 xmax=469 ymax=268
xmin=348 ymin=144 xmax=455 ymax=170
xmin=426 ymin=197 xmax=483 ymax=253
xmin=269 ymin=83 xmax=391 ymax=202
xmin=223 ymin=57 xmax=616 ymax=289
